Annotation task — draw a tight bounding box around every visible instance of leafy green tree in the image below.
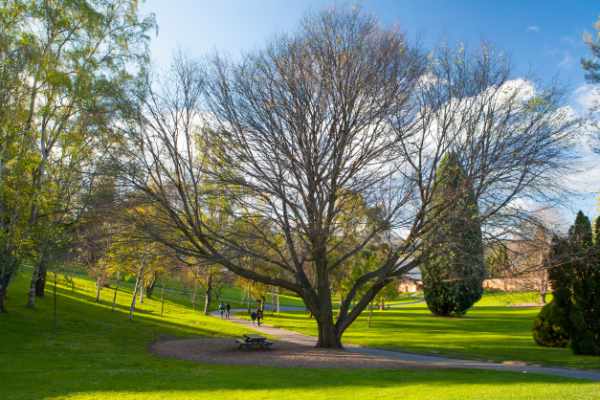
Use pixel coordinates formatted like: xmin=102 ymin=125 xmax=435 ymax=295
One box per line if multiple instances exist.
xmin=421 ymin=153 xmax=485 ymax=316
xmin=19 ymin=0 xmax=155 ymax=308
xmin=0 ymin=3 xmax=35 ymax=312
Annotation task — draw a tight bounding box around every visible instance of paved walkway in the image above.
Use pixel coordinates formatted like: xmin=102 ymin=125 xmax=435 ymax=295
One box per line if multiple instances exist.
xmin=212 ymin=308 xmax=600 ymax=381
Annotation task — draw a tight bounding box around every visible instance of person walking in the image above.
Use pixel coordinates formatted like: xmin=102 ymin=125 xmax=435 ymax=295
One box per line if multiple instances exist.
xmin=225 ymin=303 xmax=231 ymax=319
xmin=256 ymin=308 xmax=263 ymax=327
xmin=250 ymin=310 xmax=257 ymax=325
xmin=218 ymin=302 xmax=225 ymax=319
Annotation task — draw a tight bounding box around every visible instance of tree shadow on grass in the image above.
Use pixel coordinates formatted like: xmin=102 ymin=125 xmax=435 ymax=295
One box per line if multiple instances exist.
xmin=1 ymin=278 xmax=599 ymax=400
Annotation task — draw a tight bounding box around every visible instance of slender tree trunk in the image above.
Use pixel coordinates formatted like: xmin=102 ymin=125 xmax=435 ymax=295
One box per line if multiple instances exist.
xmin=246 ymin=283 xmax=251 ymax=313
xmin=129 ymin=265 xmax=144 ymax=320
xmin=111 ymin=279 xmax=120 ymax=312
xmin=368 ymin=303 xmax=373 ymax=328
xmin=145 ymin=271 xmax=158 ymax=299
xmin=0 ymin=278 xmax=7 ymax=313
xmin=53 ymin=272 xmax=57 ymax=333
xmin=27 ymin=250 xmax=48 ymax=307
xmin=95 ymin=277 xmax=102 ymax=303
xmin=276 ymin=286 xmax=280 ymax=314
xmin=35 ymin=260 xmax=48 ymax=297
xmin=203 ymin=273 xmax=212 ymax=315
xmin=191 ymin=278 xmax=198 ymax=311
xmin=160 ymin=284 xmax=165 ymax=317
xmin=139 ymin=284 xmax=144 ymax=304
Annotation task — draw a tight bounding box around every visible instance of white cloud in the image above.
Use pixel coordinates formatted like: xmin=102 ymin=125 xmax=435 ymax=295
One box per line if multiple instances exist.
xmin=573 ymin=84 xmax=600 ymax=112
xmin=527 ymin=25 xmax=540 ymax=33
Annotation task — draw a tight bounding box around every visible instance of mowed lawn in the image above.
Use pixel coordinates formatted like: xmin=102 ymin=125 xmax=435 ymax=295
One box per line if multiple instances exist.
xmin=1 ymin=275 xmax=599 ymax=400
xmin=255 ymin=292 xmax=600 ymax=370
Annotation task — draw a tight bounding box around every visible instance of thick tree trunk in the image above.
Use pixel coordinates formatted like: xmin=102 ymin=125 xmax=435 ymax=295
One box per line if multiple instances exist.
xmin=203 ymin=273 xmax=212 ymax=315
xmin=313 ymin=252 xmax=343 ymax=349
xmin=316 ymin=315 xmax=342 ymax=348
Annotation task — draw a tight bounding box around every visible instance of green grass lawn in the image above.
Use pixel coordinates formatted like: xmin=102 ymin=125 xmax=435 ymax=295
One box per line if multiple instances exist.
xmin=1 ymin=273 xmax=599 ymax=400
xmin=254 ymin=293 xmax=600 ymax=371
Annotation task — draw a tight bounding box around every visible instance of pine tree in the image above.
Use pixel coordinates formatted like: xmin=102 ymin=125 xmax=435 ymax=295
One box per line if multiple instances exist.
xmin=421 ymin=153 xmax=485 ymax=316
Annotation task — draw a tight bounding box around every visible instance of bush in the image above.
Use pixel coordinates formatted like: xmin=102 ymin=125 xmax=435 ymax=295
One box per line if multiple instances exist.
xmin=532 ymin=301 xmax=569 ymax=348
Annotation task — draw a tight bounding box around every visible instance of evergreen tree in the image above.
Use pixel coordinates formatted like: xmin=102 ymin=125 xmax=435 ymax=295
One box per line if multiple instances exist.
xmin=543 ymin=212 xmax=600 ymax=355
xmin=535 ymin=235 xmax=571 ymax=346
xmin=568 ymin=212 xmax=600 ymax=355
xmin=421 ymin=153 xmax=485 ymax=316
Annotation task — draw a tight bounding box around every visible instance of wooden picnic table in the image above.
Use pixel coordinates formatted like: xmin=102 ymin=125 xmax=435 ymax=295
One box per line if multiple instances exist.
xmin=236 ymin=334 xmax=273 ymax=350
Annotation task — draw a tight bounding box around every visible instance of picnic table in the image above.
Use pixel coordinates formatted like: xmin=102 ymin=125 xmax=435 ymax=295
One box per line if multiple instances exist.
xmin=236 ymin=334 xmax=273 ymax=350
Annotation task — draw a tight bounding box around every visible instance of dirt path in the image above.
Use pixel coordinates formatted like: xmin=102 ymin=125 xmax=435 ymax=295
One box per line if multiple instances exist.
xmin=205 ymin=308 xmax=600 ymax=381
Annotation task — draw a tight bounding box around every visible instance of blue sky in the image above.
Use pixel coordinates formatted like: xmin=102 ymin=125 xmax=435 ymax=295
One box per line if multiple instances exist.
xmin=140 ymin=0 xmax=600 ymax=225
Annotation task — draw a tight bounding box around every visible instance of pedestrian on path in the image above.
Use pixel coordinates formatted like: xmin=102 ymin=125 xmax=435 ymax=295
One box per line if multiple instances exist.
xmin=218 ymin=302 xmax=225 ymax=319
xmin=225 ymin=303 xmax=231 ymax=319
xmin=256 ymin=308 xmax=264 ymax=326
xmin=250 ymin=310 xmax=257 ymax=325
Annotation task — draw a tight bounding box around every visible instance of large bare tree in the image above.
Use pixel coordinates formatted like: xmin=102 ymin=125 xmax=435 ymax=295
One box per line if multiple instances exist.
xmin=121 ymin=9 xmax=576 ymax=348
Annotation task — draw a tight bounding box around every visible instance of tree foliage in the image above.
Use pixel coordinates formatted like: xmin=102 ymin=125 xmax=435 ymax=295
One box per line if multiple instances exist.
xmin=0 ymin=0 xmax=154 ymax=311
xmin=120 ymin=8 xmax=576 ymax=348
xmin=421 ymin=153 xmax=485 ymax=316
xmin=532 ymin=301 xmax=570 ymax=348
xmin=542 ymin=212 xmax=600 ymax=355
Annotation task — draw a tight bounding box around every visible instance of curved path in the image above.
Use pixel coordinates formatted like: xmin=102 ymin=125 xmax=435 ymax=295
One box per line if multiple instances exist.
xmin=212 ymin=308 xmax=600 ymax=381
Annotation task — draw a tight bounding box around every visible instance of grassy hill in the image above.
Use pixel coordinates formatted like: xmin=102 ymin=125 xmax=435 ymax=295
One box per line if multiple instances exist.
xmin=1 ymin=272 xmax=599 ymax=400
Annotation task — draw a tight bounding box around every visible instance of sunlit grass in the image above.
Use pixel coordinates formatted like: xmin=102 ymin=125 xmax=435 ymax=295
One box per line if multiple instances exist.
xmin=1 ymin=273 xmax=598 ymax=400
xmin=257 ymin=294 xmax=599 ymax=370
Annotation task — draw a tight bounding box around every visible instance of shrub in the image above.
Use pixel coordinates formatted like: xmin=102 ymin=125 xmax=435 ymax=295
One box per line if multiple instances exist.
xmin=532 ymin=301 xmax=569 ymax=348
